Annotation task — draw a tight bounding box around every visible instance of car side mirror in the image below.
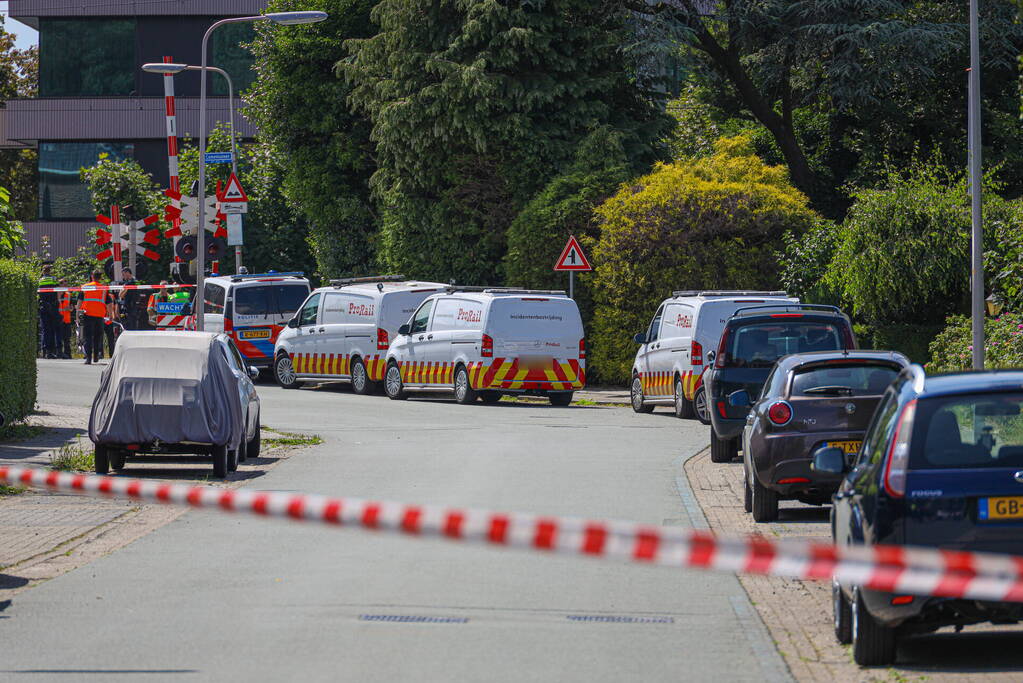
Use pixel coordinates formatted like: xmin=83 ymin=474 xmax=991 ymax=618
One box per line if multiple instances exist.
xmin=247 ymin=366 xmax=259 ymax=380
xmin=398 ymin=324 xmax=411 ymax=336
xmin=287 ymin=317 xmax=299 ymax=329
xmin=727 ymin=390 xmax=751 ymax=408
xmin=707 ymin=350 xmax=716 ymax=363
xmin=633 ymin=332 xmax=647 ymax=344
xmin=812 ymin=446 xmax=848 ymax=475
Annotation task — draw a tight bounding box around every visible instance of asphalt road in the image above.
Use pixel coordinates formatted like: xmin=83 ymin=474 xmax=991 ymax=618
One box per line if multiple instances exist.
xmin=1 ymin=360 xmax=789 ymax=682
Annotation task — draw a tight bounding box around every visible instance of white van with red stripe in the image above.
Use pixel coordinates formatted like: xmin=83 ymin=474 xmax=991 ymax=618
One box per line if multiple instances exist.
xmin=383 ymin=288 xmax=586 ymax=406
xmin=630 ymin=290 xmax=797 ymax=421
xmin=272 ymin=276 xmax=447 ymax=392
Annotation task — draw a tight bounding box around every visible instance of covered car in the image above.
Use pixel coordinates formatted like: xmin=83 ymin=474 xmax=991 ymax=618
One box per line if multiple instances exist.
xmin=89 ymin=331 xmax=261 ymax=478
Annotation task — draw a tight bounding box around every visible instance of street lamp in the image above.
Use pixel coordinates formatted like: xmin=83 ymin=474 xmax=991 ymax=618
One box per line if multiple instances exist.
xmin=194 ymin=10 xmax=327 ymax=330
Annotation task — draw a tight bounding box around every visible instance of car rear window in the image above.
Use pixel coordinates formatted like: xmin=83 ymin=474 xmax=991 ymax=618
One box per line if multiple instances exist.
xmin=912 ymin=393 xmax=1023 ymax=469
xmin=790 ymin=363 xmax=899 ymax=397
xmin=721 ymin=321 xmax=843 ymax=368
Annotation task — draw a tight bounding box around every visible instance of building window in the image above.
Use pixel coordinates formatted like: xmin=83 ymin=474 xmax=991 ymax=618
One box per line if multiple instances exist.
xmin=39 ymin=18 xmax=135 ymax=97
xmin=39 ymin=143 xmax=134 ymax=219
xmin=211 ymin=23 xmax=256 ymax=96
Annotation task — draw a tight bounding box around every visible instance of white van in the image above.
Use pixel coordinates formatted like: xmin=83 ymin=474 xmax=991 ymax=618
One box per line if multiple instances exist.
xmin=631 ymin=290 xmax=797 ymax=421
xmin=273 ymin=276 xmax=447 ymax=392
xmin=199 ymin=272 xmax=311 ymax=369
xmin=383 ymin=288 xmax=586 ymax=406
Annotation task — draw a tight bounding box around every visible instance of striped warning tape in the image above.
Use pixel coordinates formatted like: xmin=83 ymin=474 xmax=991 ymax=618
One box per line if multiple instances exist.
xmin=3 ymin=463 xmax=1021 ymax=603
xmin=38 ymin=284 xmax=195 ymax=293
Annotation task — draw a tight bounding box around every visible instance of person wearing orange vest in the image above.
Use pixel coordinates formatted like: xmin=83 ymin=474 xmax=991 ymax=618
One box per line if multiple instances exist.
xmin=57 ymin=279 xmax=73 ymax=359
xmin=79 ymin=270 xmax=109 ymax=365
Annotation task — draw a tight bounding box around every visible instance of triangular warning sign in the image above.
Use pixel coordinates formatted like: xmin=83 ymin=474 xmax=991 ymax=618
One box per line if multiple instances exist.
xmin=554 ymin=235 xmax=592 ymax=271
xmin=220 ymin=172 xmax=248 ymax=202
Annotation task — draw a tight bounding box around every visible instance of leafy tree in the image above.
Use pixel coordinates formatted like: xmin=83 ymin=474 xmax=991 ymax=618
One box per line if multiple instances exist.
xmin=246 ymin=0 xmax=377 ymax=279
xmin=0 ymin=186 xmax=26 ymax=258
xmin=589 ymin=135 xmax=819 ymax=382
xmin=0 ymin=16 xmax=38 ymax=221
xmin=647 ymin=0 xmax=1023 ymax=212
xmin=344 ymin=0 xmax=673 ymax=284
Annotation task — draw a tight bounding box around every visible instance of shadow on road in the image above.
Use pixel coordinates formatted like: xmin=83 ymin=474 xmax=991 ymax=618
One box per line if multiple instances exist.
xmin=0 ymin=426 xmax=86 ymax=464
xmin=895 ymin=629 xmax=1023 ymax=673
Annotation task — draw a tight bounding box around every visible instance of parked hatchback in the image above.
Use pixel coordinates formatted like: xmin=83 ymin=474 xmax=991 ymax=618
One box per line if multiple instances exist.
xmin=734 ymin=350 xmax=909 ymax=521
xmin=704 ymin=304 xmax=856 ymax=462
xmin=816 ymin=367 xmax=1023 ymax=665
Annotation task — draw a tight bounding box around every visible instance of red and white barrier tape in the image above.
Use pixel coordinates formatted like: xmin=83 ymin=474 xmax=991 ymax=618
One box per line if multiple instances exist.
xmin=3 ymin=463 xmax=1022 ymax=603
xmin=38 ymin=284 xmax=195 ymax=293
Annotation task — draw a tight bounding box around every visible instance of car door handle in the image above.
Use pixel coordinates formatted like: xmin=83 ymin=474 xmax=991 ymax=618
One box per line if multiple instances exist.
xmin=417 ymin=335 xmax=425 ymax=341
xmin=427 ymin=334 xmax=433 ymax=340
xmin=318 ymin=328 xmax=325 ymax=333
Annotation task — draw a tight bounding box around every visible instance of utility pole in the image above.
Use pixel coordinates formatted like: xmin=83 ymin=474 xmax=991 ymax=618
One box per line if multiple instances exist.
xmin=968 ymin=0 xmax=984 ymax=370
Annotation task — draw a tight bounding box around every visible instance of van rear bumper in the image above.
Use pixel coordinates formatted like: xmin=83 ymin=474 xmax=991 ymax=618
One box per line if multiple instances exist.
xmin=469 ymin=358 xmax=585 ymax=391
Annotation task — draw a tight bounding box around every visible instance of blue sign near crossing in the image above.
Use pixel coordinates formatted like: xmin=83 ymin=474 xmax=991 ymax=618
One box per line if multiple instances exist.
xmin=204 ymin=151 xmax=233 ymax=164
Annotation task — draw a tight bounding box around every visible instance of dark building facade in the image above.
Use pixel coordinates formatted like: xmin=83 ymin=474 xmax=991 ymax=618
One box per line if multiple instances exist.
xmin=5 ymin=1 xmax=266 ymax=257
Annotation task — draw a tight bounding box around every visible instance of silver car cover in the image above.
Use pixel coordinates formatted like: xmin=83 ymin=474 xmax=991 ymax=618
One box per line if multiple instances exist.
xmin=89 ymin=332 xmax=244 ymax=447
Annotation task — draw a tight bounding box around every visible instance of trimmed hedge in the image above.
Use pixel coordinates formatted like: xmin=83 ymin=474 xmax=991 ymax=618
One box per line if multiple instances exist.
xmin=0 ymin=259 xmax=36 ymax=429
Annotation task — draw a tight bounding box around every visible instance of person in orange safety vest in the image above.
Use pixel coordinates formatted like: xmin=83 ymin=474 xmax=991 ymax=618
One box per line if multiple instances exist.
xmin=57 ymin=279 xmax=72 ymax=359
xmin=78 ymin=270 xmax=110 ymax=365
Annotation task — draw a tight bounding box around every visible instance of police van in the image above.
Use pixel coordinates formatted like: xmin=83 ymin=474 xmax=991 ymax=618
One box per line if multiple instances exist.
xmin=631 ymin=290 xmax=797 ymax=421
xmin=273 ymin=276 xmax=447 ymax=392
xmin=383 ymin=288 xmax=586 ymax=406
xmin=199 ymin=272 xmax=311 ymax=369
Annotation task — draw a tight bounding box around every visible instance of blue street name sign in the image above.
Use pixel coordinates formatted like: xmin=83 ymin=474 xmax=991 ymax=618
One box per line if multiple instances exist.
xmin=204 ymin=152 xmax=233 ymax=164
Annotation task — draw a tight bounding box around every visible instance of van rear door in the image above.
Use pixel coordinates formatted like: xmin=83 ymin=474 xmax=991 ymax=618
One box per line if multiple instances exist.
xmin=485 ymin=296 xmax=584 ymax=388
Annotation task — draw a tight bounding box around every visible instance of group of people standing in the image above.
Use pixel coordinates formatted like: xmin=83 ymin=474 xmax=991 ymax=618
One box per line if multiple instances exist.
xmin=38 ymin=265 xmax=193 ymax=364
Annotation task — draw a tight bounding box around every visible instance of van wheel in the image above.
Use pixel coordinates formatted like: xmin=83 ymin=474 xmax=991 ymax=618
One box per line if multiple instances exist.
xmin=212 ymin=444 xmax=229 ymax=478
xmin=693 ymin=387 xmax=711 ymax=425
xmin=351 ymin=358 xmax=376 ymax=395
xmin=709 ymin=429 xmax=737 ymax=463
xmin=454 ymin=365 xmax=478 ymax=404
xmin=631 ymin=375 xmax=654 ymax=413
xmin=674 ymin=377 xmax=695 ymax=418
xmin=94 ymin=444 xmax=109 ymax=474
xmin=549 ymin=392 xmax=573 ymax=407
xmin=275 ymin=354 xmax=299 ymax=390
xmin=479 ymin=391 xmax=502 ymax=404
xmin=750 ymin=472 xmax=779 ymax=522
xmin=852 ymin=589 xmax=897 ymax=665
xmin=385 ymin=363 xmax=407 ymax=400
xmin=834 ymin=579 xmax=853 ymax=644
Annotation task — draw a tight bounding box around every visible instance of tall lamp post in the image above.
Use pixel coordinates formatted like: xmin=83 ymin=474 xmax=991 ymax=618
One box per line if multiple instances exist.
xmin=193 ymin=11 xmax=327 ymax=330
xmin=968 ymin=0 xmax=983 ymax=370
xmin=142 ymin=62 xmax=242 ymax=270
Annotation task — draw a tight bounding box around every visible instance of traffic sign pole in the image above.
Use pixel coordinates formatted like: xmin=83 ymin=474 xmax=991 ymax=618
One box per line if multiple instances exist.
xmin=553 ymin=235 xmax=592 ymax=300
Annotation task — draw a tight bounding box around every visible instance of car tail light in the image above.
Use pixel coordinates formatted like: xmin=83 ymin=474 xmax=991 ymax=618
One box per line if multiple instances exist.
xmin=126 ymin=444 xmax=140 ymax=451
xmin=890 ymin=595 xmax=914 ymax=606
xmin=768 ymin=401 xmax=792 ymax=425
xmin=579 ymin=338 xmax=586 ymax=360
xmin=717 ymin=400 xmax=727 ymax=418
xmin=376 ymin=327 xmax=389 ymax=350
xmin=691 ymin=340 xmax=703 ymax=366
xmin=777 ymin=477 xmax=809 ymax=484
xmin=771 ymin=313 xmax=803 ymax=318
xmin=715 ymin=327 xmax=732 ymax=368
xmin=883 ymin=400 xmax=917 ymax=498
xmin=481 ymin=334 xmax=494 ymax=358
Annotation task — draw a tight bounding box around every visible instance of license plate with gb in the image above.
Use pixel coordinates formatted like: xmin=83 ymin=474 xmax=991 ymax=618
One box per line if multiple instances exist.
xmin=828 ymin=440 xmax=861 ymax=454
xmin=239 ymin=329 xmax=271 ymax=340
xmin=979 ymin=496 xmax=1023 ymax=521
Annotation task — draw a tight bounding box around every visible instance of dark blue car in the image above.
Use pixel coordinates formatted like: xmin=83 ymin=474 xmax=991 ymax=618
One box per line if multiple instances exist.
xmin=815 ymin=366 xmax=1023 ymax=665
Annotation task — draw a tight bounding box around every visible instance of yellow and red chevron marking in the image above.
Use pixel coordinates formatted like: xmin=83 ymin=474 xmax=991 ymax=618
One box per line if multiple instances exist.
xmin=638 ymin=369 xmax=705 ymax=400
xmin=290 ymin=353 xmax=386 ymax=379
xmin=400 ymin=361 xmax=455 ymax=385
xmin=470 ymin=358 xmax=585 ymax=392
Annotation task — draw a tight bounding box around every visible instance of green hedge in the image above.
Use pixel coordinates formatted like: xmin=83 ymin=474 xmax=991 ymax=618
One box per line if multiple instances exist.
xmin=0 ymin=259 xmax=37 ymax=429
xmin=853 ymin=322 xmax=943 ymax=366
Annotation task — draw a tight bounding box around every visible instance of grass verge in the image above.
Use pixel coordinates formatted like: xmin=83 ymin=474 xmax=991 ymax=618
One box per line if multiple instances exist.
xmin=0 ymin=484 xmax=27 ymax=496
xmin=49 ymin=437 xmax=95 ymax=472
xmin=262 ymin=427 xmax=322 ymax=449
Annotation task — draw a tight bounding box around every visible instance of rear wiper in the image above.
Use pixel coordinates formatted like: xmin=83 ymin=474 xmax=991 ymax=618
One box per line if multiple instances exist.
xmin=803 ymin=385 xmax=853 ymax=396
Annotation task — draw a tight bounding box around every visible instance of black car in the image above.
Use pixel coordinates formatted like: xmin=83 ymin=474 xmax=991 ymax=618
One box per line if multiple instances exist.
xmin=816 ymin=366 xmax=1023 ymax=666
xmin=705 ymin=304 xmax=857 ymax=463
xmin=734 ymin=350 xmax=909 ymax=522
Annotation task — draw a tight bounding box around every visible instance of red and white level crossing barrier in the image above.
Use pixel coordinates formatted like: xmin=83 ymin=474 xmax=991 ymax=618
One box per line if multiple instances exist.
xmin=164 ymin=55 xmax=182 ymax=241
xmin=37 ymin=284 xmax=195 ymax=293
xmin=3 ymin=464 xmax=1023 ymax=604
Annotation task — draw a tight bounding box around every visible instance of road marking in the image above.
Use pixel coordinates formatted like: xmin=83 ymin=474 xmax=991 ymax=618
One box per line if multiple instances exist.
xmin=359 ymin=614 xmax=469 ymax=624
xmin=565 ymin=614 xmax=674 ymax=624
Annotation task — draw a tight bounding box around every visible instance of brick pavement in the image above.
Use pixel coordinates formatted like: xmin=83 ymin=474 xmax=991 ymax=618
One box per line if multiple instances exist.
xmin=684 ymin=448 xmax=1023 ymax=682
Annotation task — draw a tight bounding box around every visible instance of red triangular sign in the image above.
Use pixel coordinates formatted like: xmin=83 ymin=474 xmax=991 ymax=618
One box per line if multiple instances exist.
xmin=554 ymin=235 xmax=592 ymax=271
xmin=220 ymin=172 xmax=248 ymax=202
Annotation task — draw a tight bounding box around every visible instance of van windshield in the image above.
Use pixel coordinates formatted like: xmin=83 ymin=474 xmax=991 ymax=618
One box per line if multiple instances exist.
xmin=722 ymin=321 xmax=842 ymax=368
xmin=912 ymin=393 xmax=1023 ymax=470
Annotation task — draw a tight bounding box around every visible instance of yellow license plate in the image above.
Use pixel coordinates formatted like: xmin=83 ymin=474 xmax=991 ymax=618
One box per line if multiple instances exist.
xmin=828 ymin=440 xmax=862 ymax=454
xmin=980 ymin=496 xmax=1023 ymax=521
xmin=239 ymin=329 xmax=271 ymax=340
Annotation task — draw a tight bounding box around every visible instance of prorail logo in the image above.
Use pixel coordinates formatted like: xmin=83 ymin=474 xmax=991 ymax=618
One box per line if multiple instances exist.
xmin=457 ymin=308 xmax=482 ymax=323
xmin=349 ymin=302 xmax=375 ymax=317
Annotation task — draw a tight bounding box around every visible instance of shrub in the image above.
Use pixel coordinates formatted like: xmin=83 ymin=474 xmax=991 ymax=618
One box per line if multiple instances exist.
xmin=589 ymin=135 xmax=820 ymax=384
xmin=0 ymin=258 xmax=37 ymax=430
xmin=927 ymin=314 xmax=1023 ymax=374
xmin=853 ymin=322 xmax=944 ymax=365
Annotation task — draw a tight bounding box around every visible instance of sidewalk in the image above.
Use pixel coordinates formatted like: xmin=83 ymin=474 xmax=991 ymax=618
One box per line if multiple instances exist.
xmin=573 ymin=386 xmax=629 ymax=405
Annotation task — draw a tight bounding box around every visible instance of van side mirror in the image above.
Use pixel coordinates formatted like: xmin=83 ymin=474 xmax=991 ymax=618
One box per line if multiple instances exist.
xmin=727 ymin=390 xmax=751 ymax=408
xmin=287 ymin=317 xmax=299 ymax=329
xmin=812 ymin=446 xmax=848 ymax=475
xmin=633 ymin=332 xmax=647 ymax=344
xmin=398 ymin=324 xmax=410 ymax=336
